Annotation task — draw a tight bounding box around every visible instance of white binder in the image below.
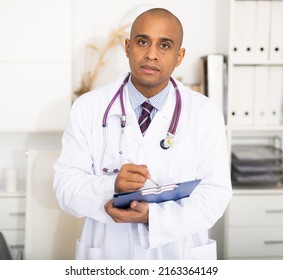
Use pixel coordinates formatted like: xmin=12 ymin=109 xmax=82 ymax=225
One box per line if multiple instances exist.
xmin=199 ymin=54 xmax=226 ymax=115
xmin=232 ymin=1 xmax=257 ymax=62
xmin=269 ymin=1 xmax=283 ymax=62
xmin=266 ymin=66 xmax=283 ymax=126
xmin=206 ymin=54 xmax=225 ymax=113
xmin=254 ymin=1 xmax=270 ymax=61
xmin=231 ymin=1 xmax=244 ymax=61
xmin=229 ymin=66 xmax=254 ymax=126
xmin=253 ymin=66 xmax=269 ymax=126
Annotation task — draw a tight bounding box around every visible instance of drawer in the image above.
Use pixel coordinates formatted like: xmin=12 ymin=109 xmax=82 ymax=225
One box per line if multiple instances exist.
xmin=226 ymin=227 xmax=283 ymax=258
xmin=1 ymin=229 xmax=25 ymax=247
xmin=227 ymin=195 xmax=283 ymax=226
xmin=0 ymin=197 xmax=25 ymax=229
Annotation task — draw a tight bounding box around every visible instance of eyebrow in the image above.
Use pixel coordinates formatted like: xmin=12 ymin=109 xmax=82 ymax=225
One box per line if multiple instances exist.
xmin=134 ymin=34 xmax=175 ymax=45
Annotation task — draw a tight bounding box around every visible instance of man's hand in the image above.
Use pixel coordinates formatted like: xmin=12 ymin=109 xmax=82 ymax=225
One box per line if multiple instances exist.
xmin=114 ymin=163 xmax=150 ymax=193
xmin=105 ymin=163 xmax=150 ymax=224
xmin=104 ymin=200 xmax=149 ymax=224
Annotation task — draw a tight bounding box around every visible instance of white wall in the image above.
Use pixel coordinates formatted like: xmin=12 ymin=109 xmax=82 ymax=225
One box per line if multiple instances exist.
xmin=72 ymin=0 xmax=230 ymax=90
xmin=0 ymin=0 xmax=230 ymax=187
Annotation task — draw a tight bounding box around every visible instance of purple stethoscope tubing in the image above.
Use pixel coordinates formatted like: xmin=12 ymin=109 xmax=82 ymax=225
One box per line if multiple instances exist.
xmin=101 ymin=73 xmax=182 ymax=173
xmin=102 ymin=73 xmax=181 ymax=137
xmin=102 ymin=74 xmax=130 ymax=128
xmin=168 ymin=77 xmax=181 ymax=136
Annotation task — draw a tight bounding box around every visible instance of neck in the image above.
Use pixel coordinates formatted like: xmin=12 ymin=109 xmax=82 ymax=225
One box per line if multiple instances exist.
xmin=130 ymin=76 xmax=170 ymax=98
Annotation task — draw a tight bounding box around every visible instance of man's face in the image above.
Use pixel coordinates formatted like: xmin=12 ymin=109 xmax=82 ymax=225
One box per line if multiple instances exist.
xmin=125 ymin=13 xmax=185 ymax=97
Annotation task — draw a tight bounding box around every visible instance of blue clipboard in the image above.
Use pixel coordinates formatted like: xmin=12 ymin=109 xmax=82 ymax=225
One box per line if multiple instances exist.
xmin=112 ymin=179 xmax=201 ymax=209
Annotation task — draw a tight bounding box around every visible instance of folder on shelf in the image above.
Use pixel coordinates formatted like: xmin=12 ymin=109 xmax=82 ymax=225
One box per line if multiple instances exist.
xmin=254 ymin=0 xmax=270 ymax=61
xmin=253 ymin=66 xmax=269 ymax=126
xmin=199 ymin=54 xmax=227 ymax=118
xmin=267 ymin=66 xmax=283 ymax=125
xmin=253 ymin=66 xmax=282 ymax=126
xmin=232 ymin=0 xmax=257 ymax=62
xmin=112 ymin=179 xmax=201 ymax=209
xmin=231 ymin=0 xmax=243 ymax=60
xmin=229 ymin=66 xmax=254 ymax=126
xmin=270 ymin=1 xmax=283 ymax=62
xmin=231 ymin=65 xmax=283 ymax=126
xmin=232 ymin=0 xmax=281 ymax=63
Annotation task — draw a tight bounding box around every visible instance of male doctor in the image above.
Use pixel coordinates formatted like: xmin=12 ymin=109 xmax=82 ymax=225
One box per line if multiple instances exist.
xmin=53 ymin=8 xmax=232 ymax=259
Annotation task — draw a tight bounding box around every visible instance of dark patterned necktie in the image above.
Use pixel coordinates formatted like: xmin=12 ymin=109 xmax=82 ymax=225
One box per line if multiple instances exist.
xmin=138 ymin=102 xmax=154 ymax=135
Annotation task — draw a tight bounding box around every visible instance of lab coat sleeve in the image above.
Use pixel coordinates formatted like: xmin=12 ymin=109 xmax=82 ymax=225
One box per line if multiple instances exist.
xmin=53 ymin=96 xmax=115 ymax=223
xmin=139 ymin=104 xmax=232 ymax=249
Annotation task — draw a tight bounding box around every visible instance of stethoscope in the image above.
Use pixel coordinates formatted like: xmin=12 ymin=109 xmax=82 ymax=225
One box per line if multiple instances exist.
xmin=101 ymin=73 xmax=182 ymax=174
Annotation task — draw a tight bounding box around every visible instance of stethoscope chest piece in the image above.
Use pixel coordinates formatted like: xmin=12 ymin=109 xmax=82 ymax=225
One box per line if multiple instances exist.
xmin=160 ymin=134 xmax=174 ymax=150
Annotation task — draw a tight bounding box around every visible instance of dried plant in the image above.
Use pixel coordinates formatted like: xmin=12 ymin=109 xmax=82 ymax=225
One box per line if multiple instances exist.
xmin=75 ymin=23 xmax=130 ymax=96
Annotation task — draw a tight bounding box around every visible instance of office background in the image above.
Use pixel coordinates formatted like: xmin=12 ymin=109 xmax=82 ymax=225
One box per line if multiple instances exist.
xmin=0 ymin=0 xmax=283 ymax=260
xmin=0 ymin=0 xmax=229 ymax=184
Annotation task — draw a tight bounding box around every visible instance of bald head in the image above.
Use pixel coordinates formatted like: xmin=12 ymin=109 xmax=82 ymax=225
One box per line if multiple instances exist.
xmin=125 ymin=7 xmax=185 ymax=97
xmin=130 ymin=8 xmax=183 ymax=48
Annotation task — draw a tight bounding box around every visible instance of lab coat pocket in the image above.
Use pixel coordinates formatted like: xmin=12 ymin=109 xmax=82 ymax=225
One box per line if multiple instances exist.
xmin=183 ymin=239 xmax=217 ymax=260
xmin=75 ymin=239 xmax=103 ymax=260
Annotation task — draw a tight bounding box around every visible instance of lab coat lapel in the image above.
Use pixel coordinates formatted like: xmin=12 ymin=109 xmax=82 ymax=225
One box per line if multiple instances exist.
xmin=143 ymin=87 xmax=176 ymax=141
xmin=121 ymin=83 xmax=178 ymax=144
xmin=123 ymin=88 xmax=144 ymax=144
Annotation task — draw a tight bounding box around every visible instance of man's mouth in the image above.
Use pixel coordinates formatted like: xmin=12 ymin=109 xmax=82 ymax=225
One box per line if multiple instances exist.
xmin=141 ymin=65 xmax=160 ymax=73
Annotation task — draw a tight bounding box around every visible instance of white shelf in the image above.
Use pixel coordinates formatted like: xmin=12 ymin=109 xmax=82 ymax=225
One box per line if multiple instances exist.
xmin=0 ymin=190 xmax=26 ymax=198
xmin=231 ymin=61 xmax=283 ymax=66
xmin=230 ymin=126 xmax=283 ymax=132
xmin=232 ymin=186 xmax=283 ymax=195
xmin=224 ymin=0 xmax=283 ymax=260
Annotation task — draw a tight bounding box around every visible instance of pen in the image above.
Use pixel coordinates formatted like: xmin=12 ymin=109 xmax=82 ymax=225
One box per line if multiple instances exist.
xmin=123 ymin=157 xmax=159 ymax=187
xmin=148 ymin=177 xmax=160 ymax=187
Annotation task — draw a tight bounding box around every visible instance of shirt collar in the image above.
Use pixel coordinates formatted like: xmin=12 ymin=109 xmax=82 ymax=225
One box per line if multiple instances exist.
xmin=127 ymin=76 xmax=171 ymax=111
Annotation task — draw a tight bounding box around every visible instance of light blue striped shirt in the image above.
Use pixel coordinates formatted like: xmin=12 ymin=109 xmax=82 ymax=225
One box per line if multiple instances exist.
xmin=127 ymin=76 xmax=171 ymax=121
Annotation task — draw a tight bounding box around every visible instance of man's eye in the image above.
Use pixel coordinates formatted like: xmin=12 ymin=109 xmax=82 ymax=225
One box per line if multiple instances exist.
xmin=161 ymin=43 xmax=169 ymax=49
xmin=138 ymin=40 xmax=148 ymax=45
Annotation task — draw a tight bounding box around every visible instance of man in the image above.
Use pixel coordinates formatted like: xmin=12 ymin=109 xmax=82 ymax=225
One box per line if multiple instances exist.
xmin=53 ymin=8 xmax=232 ymax=260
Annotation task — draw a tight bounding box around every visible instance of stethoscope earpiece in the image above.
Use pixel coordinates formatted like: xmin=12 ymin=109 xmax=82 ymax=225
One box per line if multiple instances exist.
xmin=102 ymin=167 xmax=119 ymax=173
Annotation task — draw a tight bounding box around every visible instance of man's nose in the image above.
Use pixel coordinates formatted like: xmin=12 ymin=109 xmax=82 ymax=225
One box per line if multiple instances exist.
xmin=144 ymin=45 xmax=159 ymax=61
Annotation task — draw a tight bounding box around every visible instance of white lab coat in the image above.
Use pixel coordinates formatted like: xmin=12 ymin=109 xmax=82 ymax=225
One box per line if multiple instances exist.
xmin=53 ymin=74 xmax=232 ymax=260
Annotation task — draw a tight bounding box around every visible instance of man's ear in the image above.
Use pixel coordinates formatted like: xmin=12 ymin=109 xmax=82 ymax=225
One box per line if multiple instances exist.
xmin=176 ymin=48 xmax=186 ymax=66
xmin=125 ymin=38 xmax=130 ymax=58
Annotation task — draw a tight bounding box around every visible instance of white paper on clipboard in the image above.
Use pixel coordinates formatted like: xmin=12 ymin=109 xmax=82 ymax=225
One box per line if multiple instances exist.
xmin=112 ymin=179 xmax=201 ymax=209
